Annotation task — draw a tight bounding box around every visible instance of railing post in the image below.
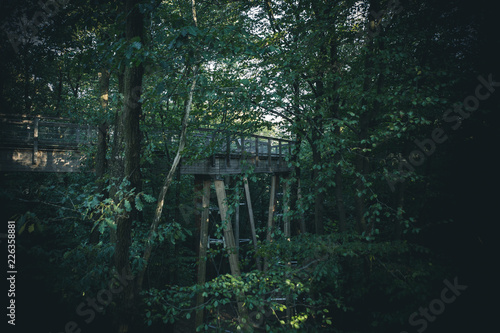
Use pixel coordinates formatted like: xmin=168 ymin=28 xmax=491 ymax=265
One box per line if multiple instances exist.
xmin=195 ymin=178 xmax=211 ymax=328
xmin=267 ymin=138 xmax=271 ymax=167
xmin=226 ymin=135 xmax=231 ymax=167
xmin=211 ymin=131 xmax=216 ymax=167
xmin=32 ymin=117 xmax=39 ymax=164
xmin=240 ymin=136 xmax=245 ymax=164
xmin=278 ymin=140 xmax=282 ymax=167
xmin=76 ymin=125 xmax=81 ymax=144
xmin=255 ymin=136 xmax=259 ymax=167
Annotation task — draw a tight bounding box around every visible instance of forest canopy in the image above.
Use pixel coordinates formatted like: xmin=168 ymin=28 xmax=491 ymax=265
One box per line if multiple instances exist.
xmin=0 ymin=0 xmax=497 ymax=332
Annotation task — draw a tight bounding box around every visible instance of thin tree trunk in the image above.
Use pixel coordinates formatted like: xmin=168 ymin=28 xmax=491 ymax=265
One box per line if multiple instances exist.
xmin=312 ymin=144 xmax=325 ymax=234
xmin=355 ymin=0 xmax=383 ymax=235
xmin=55 ymin=69 xmax=63 ymax=117
xmin=243 ymin=177 xmax=262 ymax=270
xmin=137 ymin=66 xmax=199 ymax=291
xmin=395 ymin=181 xmax=405 ymax=240
xmin=333 ymin=133 xmax=347 ymax=232
xmin=195 ymin=178 xmax=211 ymax=328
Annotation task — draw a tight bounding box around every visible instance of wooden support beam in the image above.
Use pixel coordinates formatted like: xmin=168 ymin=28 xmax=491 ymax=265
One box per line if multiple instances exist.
xmin=243 ymin=177 xmax=262 ymax=271
xmin=281 ymin=175 xmax=292 ymax=321
xmin=283 ymin=177 xmax=291 ymax=238
xmin=214 ymin=179 xmax=248 ymax=324
xmin=195 ymin=178 xmax=211 ymax=329
xmin=264 ymin=175 xmax=277 ymax=271
xmin=214 ymin=179 xmax=241 ymax=277
xmin=266 ymin=175 xmax=277 ymax=243
xmin=234 ymin=181 xmax=240 ymax=255
xmin=32 ymin=117 xmax=39 ymax=164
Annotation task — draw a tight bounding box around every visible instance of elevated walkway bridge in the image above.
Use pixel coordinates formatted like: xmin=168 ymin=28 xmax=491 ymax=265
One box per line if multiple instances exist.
xmin=0 ymin=115 xmax=295 ymax=175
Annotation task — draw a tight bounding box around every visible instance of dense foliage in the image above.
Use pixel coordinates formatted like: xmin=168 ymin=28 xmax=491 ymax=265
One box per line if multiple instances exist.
xmin=0 ymin=0 xmax=497 ymax=332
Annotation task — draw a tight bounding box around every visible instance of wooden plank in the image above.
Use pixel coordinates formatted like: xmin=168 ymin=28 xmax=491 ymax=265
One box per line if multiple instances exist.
xmin=195 ymin=179 xmax=211 ymax=329
xmin=244 ymin=177 xmax=262 ymax=271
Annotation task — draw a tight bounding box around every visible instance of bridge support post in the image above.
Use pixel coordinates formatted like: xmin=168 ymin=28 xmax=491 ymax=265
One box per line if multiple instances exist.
xmin=234 ymin=178 xmax=240 ymax=255
xmin=283 ymin=176 xmax=291 ymax=239
xmin=214 ymin=179 xmax=241 ymax=277
xmin=214 ymin=178 xmax=248 ymax=323
xmin=264 ymin=174 xmax=277 ymax=271
xmin=32 ymin=117 xmax=39 ymax=165
xmin=243 ymin=177 xmax=262 ymax=270
xmin=195 ymin=177 xmax=211 ymax=329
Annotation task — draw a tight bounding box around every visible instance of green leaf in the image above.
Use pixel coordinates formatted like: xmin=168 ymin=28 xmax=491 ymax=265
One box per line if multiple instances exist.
xmin=143 ymin=194 xmax=156 ymax=203
xmin=132 ymin=41 xmax=142 ymax=50
xmin=124 ymin=200 xmax=132 ymax=212
xmin=135 ymin=195 xmax=144 ymax=211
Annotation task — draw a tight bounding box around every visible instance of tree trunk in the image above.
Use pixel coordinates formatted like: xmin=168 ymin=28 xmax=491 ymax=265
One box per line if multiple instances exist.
xmin=333 ymin=128 xmax=347 ymax=232
xmin=137 ymin=65 xmax=199 ymax=291
xmin=312 ymin=143 xmax=325 ymax=234
xmin=113 ymin=0 xmax=144 ymax=331
xmin=355 ymin=0 xmax=383 ymax=235
xmin=55 ymin=69 xmax=63 ymax=117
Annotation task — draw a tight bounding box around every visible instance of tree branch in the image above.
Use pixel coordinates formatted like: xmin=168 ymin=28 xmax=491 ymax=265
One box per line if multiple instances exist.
xmin=137 ymin=64 xmax=200 ymax=291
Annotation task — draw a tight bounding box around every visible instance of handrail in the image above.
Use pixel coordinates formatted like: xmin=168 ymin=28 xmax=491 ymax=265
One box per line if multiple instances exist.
xmin=0 ymin=117 xmax=297 ymax=162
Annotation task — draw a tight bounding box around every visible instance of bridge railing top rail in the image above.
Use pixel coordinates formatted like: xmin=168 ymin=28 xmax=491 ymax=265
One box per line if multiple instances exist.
xmin=1 ymin=117 xmax=96 ymax=148
xmin=1 ymin=117 xmax=297 ymax=160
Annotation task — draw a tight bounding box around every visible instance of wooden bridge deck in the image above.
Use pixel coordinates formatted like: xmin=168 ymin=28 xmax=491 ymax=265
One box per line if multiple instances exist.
xmin=0 ymin=116 xmax=295 ymax=175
